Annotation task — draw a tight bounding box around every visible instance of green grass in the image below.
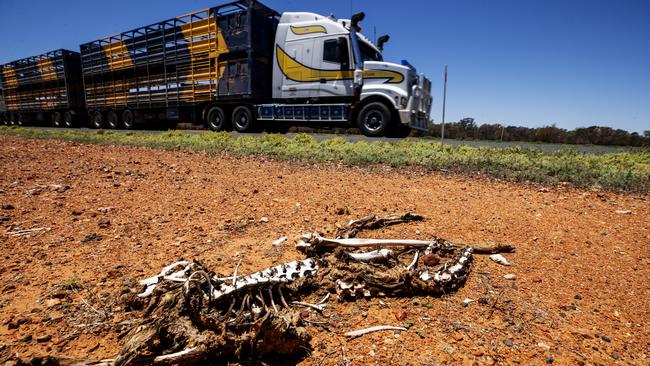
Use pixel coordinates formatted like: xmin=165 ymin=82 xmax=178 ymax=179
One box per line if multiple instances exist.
xmin=1 ymin=125 xmax=649 ymax=192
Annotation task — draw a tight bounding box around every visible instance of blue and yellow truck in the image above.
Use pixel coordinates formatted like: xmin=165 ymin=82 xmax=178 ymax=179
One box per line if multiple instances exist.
xmin=0 ymin=0 xmax=432 ymax=137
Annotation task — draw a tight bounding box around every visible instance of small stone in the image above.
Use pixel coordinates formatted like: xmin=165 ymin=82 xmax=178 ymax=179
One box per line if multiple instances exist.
xmin=615 ymin=210 xmax=632 ymax=215
xmin=51 ymin=290 xmax=68 ymax=299
xmin=299 ymin=310 xmax=310 ymax=318
xmin=601 ymin=335 xmax=611 ymax=342
xmin=452 ymin=332 xmax=464 ymax=342
xmin=45 ymin=299 xmax=61 ymax=308
xmin=611 ymin=352 xmax=619 ymax=360
xmin=98 ymin=218 xmax=111 ymax=228
xmin=574 ymin=294 xmax=582 ymax=300
xmin=546 ymin=356 xmax=554 ymax=364
xmin=422 ymin=253 xmax=441 ymax=266
xmin=473 ymin=347 xmax=485 ymax=356
xmin=504 ymin=274 xmax=516 ymax=280
xmin=537 ymin=342 xmax=551 ymax=351
xmin=22 ymin=334 xmax=33 ymax=342
xmin=531 ymin=276 xmax=542 ymax=283
xmin=36 ymin=334 xmax=52 ymax=343
xmin=1 ymin=204 xmax=14 ymax=210
xmin=259 ymin=217 xmax=269 ymax=223
xmin=81 ymin=233 xmax=103 ymax=243
xmin=394 ymin=310 xmax=407 ymax=321
xmin=503 ymin=339 xmax=514 ymax=347
xmin=71 ymin=210 xmax=83 ymax=216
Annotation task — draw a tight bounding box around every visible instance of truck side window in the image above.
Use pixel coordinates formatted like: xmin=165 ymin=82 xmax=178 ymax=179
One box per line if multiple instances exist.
xmin=323 ymin=39 xmax=339 ymax=64
xmin=323 ymin=37 xmax=350 ymax=70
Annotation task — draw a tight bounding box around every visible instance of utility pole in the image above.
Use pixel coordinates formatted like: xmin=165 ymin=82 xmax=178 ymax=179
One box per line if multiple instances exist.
xmin=441 ymin=65 xmax=448 ymax=149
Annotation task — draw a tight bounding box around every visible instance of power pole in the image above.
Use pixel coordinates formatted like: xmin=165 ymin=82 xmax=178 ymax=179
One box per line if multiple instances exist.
xmin=441 ymin=65 xmax=448 ymax=149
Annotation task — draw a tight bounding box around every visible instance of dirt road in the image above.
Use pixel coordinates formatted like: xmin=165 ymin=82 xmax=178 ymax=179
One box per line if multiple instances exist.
xmin=0 ymin=136 xmax=648 ymax=365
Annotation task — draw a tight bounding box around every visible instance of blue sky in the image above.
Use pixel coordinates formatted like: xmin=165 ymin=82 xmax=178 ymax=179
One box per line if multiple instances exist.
xmin=0 ymin=0 xmax=648 ymax=133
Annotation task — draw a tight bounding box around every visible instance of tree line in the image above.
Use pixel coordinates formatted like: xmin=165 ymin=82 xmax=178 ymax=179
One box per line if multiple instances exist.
xmin=426 ymin=118 xmax=650 ymax=147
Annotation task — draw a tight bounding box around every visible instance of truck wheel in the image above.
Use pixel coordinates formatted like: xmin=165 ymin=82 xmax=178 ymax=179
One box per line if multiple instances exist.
xmin=16 ymin=113 xmax=24 ymax=126
xmin=232 ymin=106 xmax=255 ymax=132
xmin=9 ymin=113 xmax=16 ymax=125
xmin=52 ymin=112 xmax=62 ymax=127
xmin=64 ymin=111 xmax=75 ymax=127
xmin=390 ymin=124 xmax=412 ymax=138
xmin=1 ymin=112 xmax=6 ymax=125
xmin=357 ymin=102 xmax=392 ymax=137
xmin=206 ymin=106 xmax=228 ymax=131
xmin=122 ymin=109 xmax=135 ymax=129
xmin=91 ymin=111 xmax=104 ymax=129
xmin=107 ymin=111 xmax=119 ymax=129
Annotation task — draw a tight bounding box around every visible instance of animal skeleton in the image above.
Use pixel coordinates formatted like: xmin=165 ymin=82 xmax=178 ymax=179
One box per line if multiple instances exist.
xmin=75 ymin=213 xmax=512 ymax=366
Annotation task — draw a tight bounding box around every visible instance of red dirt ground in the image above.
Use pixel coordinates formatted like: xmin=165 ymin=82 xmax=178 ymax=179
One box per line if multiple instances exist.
xmin=0 ymin=135 xmax=648 ymax=365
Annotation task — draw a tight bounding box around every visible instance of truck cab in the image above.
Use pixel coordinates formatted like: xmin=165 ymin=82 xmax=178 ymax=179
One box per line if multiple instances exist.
xmin=259 ymin=11 xmax=432 ymax=136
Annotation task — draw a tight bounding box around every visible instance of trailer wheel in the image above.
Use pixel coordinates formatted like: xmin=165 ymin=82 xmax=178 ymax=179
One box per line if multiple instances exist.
xmin=0 ymin=113 xmax=6 ymax=125
xmin=122 ymin=110 xmax=135 ymax=129
xmin=16 ymin=113 xmax=24 ymax=126
xmin=91 ymin=111 xmax=104 ymax=129
xmin=8 ymin=113 xmax=15 ymax=125
xmin=206 ymin=106 xmax=228 ymax=131
xmin=64 ymin=111 xmax=75 ymax=128
xmin=357 ymin=102 xmax=391 ymax=137
xmin=232 ymin=106 xmax=255 ymax=132
xmin=52 ymin=112 xmax=62 ymax=127
xmin=107 ymin=111 xmax=119 ymax=129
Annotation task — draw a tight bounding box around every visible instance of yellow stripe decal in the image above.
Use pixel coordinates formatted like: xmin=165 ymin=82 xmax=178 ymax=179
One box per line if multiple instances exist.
xmin=2 ymin=67 xmax=18 ymax=87
xmin=277 ymin=45 xmax=404 ymax=84
xmin=37 ymin=59 xmax=58 ymax=81
xmin=103 ymin=40 xmax=133 ymax=71
xmin=277 ymin=45 xmax=353 ymax=82
xmin=290 ymin=25 xmax=327 ymax=35
xmin=362 ymin=69 xmax=404 ymax=84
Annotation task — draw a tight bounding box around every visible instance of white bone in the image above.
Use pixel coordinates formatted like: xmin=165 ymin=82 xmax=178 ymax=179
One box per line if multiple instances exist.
xmin=489 ymin=254 xmax=512 ymax=266
xmin=347 ymin=249 xmax=393 ymax=262
xmin=345 ymin=325 xmax=408 ymax=338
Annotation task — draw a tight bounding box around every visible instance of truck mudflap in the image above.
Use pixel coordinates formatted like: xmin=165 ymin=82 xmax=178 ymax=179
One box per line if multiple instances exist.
xmin=399 ymin=74 xmax=433 ymax=131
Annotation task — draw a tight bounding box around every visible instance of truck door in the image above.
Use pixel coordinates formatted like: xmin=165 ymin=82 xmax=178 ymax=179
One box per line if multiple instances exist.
xmin=317 ymin=36 xmax=354 ymax=98
xmin=279 ymin=39 xmax=318 ymax=99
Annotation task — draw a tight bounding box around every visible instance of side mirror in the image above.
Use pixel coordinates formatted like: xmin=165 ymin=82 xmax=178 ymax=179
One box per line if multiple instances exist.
xmin=377 ymin=35 xmax=390 ymax=52
xmin=354 ymin=69 xmax=364 ymax=88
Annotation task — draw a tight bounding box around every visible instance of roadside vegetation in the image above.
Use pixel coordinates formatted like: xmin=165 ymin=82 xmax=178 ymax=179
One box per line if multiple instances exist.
xmin=1 ymin=126 xmax=649 ymax=192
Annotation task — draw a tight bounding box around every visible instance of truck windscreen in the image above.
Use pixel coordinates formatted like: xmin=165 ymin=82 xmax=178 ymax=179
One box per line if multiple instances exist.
xmin=358 ymin=39 xmax=383 ymax=62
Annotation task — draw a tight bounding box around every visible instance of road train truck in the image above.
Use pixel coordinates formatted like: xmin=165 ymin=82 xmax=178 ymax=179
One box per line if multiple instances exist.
xmin=0 ymin=0 xmax=432 ymax=137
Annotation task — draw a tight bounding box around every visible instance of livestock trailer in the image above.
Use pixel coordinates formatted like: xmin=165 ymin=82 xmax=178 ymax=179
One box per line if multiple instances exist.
xmin=79 ymin=0 xmax=277 ymax=129
xmin=0 ymin=49 xmax=86 ymax=126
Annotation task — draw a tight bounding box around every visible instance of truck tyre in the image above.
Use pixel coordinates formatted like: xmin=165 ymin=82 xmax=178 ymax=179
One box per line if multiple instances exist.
xmin=52 ymin=112 xmax=62 ymax=127
xmin=91 ymin=111 xmax=104 ymax=129
xmin=232 ymin=106 xmax=255 ymax=132
xmin=64 ymin=111 xmax=75 ymax=128
xmin=390 ymin=124 xmax=412 ymax=138
xmin=206 ymin=106 xmax=228 ymax=131
xmin=107 ymin=111 xmax=119 ymax=129
xmin=1 ymin=112 xmax=7 ymax=125
xmin=16 ymin=113 xmax=24 ymax=126
xmin=122 ymin=109 xmax=135 ymax=129
xmin=357 ymin=102 xmax=392 ymax=137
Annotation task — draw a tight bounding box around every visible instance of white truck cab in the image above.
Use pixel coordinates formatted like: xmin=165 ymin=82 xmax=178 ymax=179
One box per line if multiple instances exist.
xmin=257 ymin=11 xmax=433 ymax=136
